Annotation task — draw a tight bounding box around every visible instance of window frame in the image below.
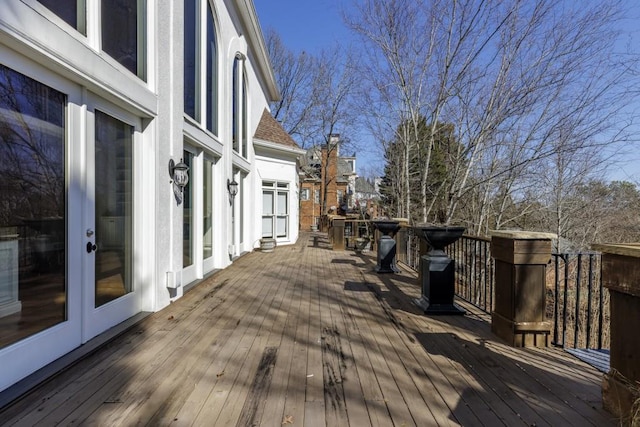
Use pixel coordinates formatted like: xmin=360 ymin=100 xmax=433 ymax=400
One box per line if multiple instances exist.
xmin=232 ymin=53 xmax=248 ymax=158
xmin=100 ymin=0 xmax=147 ymax=80
xmin=183 ymin=0 xmax=218 ymax=136
xmin=262 ymin=181 xmax=290 ymax=240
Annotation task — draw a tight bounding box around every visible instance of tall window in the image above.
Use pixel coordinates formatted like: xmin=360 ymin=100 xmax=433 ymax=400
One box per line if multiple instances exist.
xmin=232 ymin=54 xmax=247 ymax=157
xmin=183 ymin=0 xmax=198 ymax=120
xmin=102 ymin=0 xmax=146 ymax=80
xmin=242 ymin=74 xmax=247 ymax=157
xmin=232 ymin=58 xmax=239 ymax=153
xmin=262 ymin=182 xmax=289 ymax=239
xmin=183 ymin=150 xmax=194 ymax=268
xmin=184 ymin=0 xmax=217 ymax=134
xmin=205 ymin=1 xmax=218 ymax=134
xmin=203 ymin=157 xmax=214 ymax=259
xmin=38 ymin=0 xmax=86 ymax=34
xmin=0 ymin=64 xmax=66 ymax=348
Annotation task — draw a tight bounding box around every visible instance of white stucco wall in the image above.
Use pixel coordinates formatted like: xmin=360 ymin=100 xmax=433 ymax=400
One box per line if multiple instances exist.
xmin=0 ymin=0 xmax=290 ymax=392
xmin=254 ymin=148 xmax=303 ymax=247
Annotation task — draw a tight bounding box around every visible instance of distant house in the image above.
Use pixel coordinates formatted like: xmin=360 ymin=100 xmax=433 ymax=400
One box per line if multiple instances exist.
xmin=299 ymin=135 xmax=357 ymax=230
xmin=354 ymin=177 xmax=383 ymax=219
xmin=0 ymin=1 xmax=299 ymax=393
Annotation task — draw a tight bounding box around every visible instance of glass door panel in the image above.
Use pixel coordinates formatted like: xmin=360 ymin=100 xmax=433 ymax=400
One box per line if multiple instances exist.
xmin=183 ymin=150 xmax=194 ymax=268
xmin=0 ymin=64 xmax=67 ymax=349
xmin=203 ymin=158 xmax=213 ymax=260
xmin=84 ymin=107 xmax=140 ymax=341
xmin=262 ymin=191 xmax=274 ymax=238
xmin=94 ymin=111 xmax=133 ymax=307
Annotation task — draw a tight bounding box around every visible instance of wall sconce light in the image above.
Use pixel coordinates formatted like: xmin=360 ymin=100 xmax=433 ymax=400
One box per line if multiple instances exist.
xmin=227 ymin=178 xmax=239 ymax=200
xmin=169 ymin=159 xmax=189 ymax=190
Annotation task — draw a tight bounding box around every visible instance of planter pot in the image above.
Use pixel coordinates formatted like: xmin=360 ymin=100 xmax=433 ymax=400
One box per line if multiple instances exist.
xmin=260 ymin=238 xmax=276 ymax=253
xmin=413 ymin=225 xmax=466 ymax=315
xmin=373 ymin=220 xmax=401 ymax=273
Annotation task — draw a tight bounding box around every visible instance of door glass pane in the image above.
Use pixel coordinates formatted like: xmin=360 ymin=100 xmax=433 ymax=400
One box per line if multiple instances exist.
xmin=0 ymin=64 xmax=66 ymax=349
xmin=102 ymin=0 xmax=146 ymax=80
xmin=277 ymin=191 xmax=288 ymax=215
xmin=203 ymin=158 xmax=213 ymax=259
xmin=38 ymin=0 xmax=86 ymax=35
xmin=262 ymin=217 xmax=273 ymax=238
xmin=95 ymin=111 xmax=133 ymax=307
xmin=276 ymin=217 xmax=287 ymax=237
xmin=239 ymin=175 xmax=244 ymax=244
xmin=262 ymin=191 xmax=273 ymax=215
xmin=183 ymin=151 xmax=194 ymax=267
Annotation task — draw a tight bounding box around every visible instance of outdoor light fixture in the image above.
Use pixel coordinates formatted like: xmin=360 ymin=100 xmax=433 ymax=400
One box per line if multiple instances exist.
xmin=227 ymin=178 xmax=239 ymax=200
xmin=169 ymin=158 xmax=189 ymax=190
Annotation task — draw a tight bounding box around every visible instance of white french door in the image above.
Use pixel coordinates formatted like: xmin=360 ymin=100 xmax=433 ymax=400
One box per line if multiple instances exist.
xmin=82 ymin=105 xmax=141 ymax=341
xmin=0 ymin=55 xmax=146 ymax=393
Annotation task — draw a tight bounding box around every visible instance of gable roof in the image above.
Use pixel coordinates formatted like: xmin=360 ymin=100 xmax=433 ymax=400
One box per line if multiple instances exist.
xmin=254 ymin=109 xmax=300 ymax=149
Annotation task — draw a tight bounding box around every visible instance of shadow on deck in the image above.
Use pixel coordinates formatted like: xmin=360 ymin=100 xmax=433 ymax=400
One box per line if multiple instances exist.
xmin=0 ymin=232 xmax=617 ymax=426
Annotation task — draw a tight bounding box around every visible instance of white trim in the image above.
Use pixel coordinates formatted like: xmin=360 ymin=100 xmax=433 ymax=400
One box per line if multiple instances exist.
xmin=232 ymin=151 xmax=251 ymax=173
xmin=183 ymin=118 xmax=225 ymax=158
xmin=236 ymin=0 xmax=280 ymax=101
xmin=254 ymin=138 xmax=306 ymax=157
xmin=0 ymin=1 xmax=156 ymax=117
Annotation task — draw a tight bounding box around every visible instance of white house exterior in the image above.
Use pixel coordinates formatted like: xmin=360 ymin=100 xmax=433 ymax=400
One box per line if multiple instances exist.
xmin=0 ymin=0 xmax=299 ymax=394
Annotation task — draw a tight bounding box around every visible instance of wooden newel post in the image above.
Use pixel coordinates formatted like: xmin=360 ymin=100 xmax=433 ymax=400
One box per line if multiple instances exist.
xmin=490 ymin=231 xmax=556 ymax=347
xmin=332 ymin=217 xmax=345 ymax=251
xmin=592 ymin=244 xmax=640 ymax=422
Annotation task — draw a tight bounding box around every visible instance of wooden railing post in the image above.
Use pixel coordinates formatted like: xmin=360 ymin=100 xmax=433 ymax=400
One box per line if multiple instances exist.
xmin=332 ymin=217 xmax=345 ymax=251
xmin=490 ymin=231 xmax=556 ymax=347
xmin=592 ymin=244 xmax=640 ymax=421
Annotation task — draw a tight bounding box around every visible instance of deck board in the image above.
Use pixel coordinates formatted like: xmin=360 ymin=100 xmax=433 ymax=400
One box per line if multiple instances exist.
xmin=0 ymin=232 xmax=618 ymax=426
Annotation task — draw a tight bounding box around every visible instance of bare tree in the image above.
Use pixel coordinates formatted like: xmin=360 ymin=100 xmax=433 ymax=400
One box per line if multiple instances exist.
xmin=264 ymin=29 xmax=316 ymax=147
xmin=347 ymin=0 xmax=639 ymax=232
xmin=307 ymin=46 xmax=359 ymax=215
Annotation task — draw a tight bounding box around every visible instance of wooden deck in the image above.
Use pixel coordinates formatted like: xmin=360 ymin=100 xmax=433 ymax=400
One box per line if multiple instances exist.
xmin=0 ymin=233 xmax=616 ymax=426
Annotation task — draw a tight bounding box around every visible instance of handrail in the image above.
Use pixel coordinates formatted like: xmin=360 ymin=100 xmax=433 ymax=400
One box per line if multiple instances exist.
xmin=393 ymin=229 xmax=610 ymax=350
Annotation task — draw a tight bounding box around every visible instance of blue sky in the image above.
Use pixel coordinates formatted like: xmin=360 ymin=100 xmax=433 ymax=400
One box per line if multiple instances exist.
xmin=254 ymin=0 xmax=385 ymax=176
xmin=253 ymin=1 xmax=640 ymax=182
xmin=254 ymin=0 xmax=350 ymax=54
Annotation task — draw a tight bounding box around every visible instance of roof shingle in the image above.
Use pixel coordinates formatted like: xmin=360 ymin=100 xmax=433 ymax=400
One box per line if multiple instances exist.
xmin=254 ymin=109 xmax=300 ymax=149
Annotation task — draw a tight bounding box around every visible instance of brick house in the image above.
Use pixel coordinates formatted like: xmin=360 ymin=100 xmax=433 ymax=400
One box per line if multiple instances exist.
xmin=299 ymin=135 xmax=357 ymax=230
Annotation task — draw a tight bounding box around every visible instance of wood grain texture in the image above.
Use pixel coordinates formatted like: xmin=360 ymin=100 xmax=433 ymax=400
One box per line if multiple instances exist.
xmin=0 ymin=233 xmax=616 ymax=426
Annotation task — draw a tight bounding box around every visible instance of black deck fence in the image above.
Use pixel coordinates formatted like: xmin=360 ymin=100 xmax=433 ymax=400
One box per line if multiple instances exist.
xmin=551 ymin=253 xmax=610 ymax=350
xmin=393 ymin=229 xmax=610 ymax=350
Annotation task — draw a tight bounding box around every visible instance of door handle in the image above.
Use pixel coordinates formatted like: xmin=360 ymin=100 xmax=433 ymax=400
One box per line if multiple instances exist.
xmin=86 ymin=242 xmax=97 ymax=253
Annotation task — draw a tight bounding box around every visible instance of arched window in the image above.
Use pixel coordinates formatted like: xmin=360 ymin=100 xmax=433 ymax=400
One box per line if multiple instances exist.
xmin=205 ymin=1 xmax=218 ymax=134
xmin=183 ymin=0 xmax=198 ymax=120
xmin=232 ymin=53 xmax=247 ymax=157
xmin=184 ymin=0 xmax=218 ymax=135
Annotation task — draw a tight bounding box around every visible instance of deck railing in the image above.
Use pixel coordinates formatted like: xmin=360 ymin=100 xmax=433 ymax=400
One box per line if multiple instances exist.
xmin=392 ymin=229 xmax=610 ymax=350
xmin=447 ymin=236 xmax=495 ymax=314
xmin=550 ymin=253 xmax=610 ymax=350
xmin=323 ymin=218 xmax=611 ymax=350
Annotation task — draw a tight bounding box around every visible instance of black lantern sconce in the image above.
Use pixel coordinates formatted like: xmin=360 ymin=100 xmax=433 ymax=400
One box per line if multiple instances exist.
xmin=227 ymin=178 xmax=239 ymax=201
xmin=169 ymin=158 xmax=189 ymax=205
